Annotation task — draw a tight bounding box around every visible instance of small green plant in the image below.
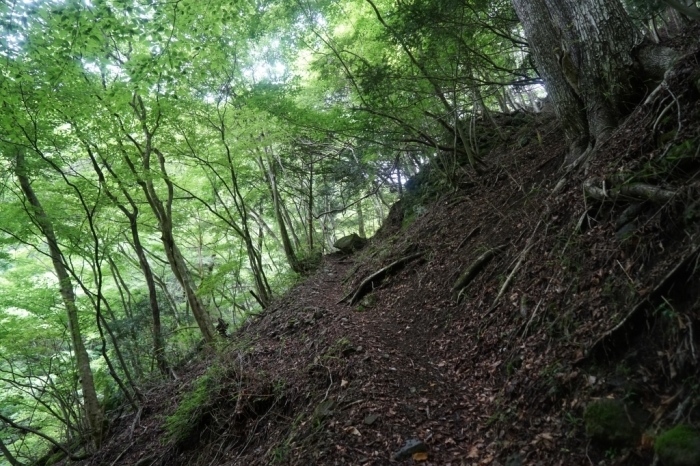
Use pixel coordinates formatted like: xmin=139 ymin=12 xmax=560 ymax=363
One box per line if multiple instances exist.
xmin=273 ymin=378 xmax=287 ymax=398
xmin=271 ymin=444 xmax=290 ymax=463
xmin=506 ymin=358 xmax=522 ymax=376
xmin=654 ymin=299 xmax=677 ymax=320
xmin=564 ymin=411 xmax=582 ymax=428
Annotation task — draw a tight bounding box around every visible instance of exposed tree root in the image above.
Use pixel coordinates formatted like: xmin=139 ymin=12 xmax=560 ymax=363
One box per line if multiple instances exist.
xmin=338 ymin=252 xmax=424 ymax=305
xmin=583 ymin=177 xmax=676 ymax=203
xmin=580 ymin=242 xmax=700 ymax=364
xmin=489 ymin=220 xmax=543 ymax=313
xmin=452 ymin=244 xmax=507 ymax=300
xmin=455 ymin=226 xmax=481 ymax=251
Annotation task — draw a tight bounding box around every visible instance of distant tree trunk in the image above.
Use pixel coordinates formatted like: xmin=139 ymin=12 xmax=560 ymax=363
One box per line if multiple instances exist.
xmin=511 ymin=0 xmax=675 ymax=164
xmin=495 ymin=89 xmax=509 ymax=113
xmin=15 ymin=152 xmax=103 ymax=448
xmin=84 ymin=144 xmax=169 ymax=377
xmin=259 ymin=154 xmax=304 ymax=273
xmin=308 ymin=158 xmax=314 ymax=251
xmin=124 ymin=96 xmax=215 ymax=343
xmin=107 ymin=256 xmax=145 ymax=379
xmin=395 ymin=153 xmax=403 ymax=198
xmin=281 ymin=196 xmax=302 ymax=251
xmin=372 ymin=193 xmax=385 ymax=219
xmin=249 ymin=206 xmax=282 ymax=249
xmin=357 ymin=198 xmax=366 ymax=238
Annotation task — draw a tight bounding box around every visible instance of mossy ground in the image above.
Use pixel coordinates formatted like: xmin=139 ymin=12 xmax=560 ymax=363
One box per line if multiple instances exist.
xmin=655 ymin=424 xmax=700 ymax=466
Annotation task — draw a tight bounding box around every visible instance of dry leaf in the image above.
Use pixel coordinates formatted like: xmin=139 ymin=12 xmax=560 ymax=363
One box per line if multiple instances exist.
xmin=340 ymin=379 xmax=348 ymax=388
xmin=467 ymin=446 xmax=479 ymax=458
xmin=412 ymin=452 xmax=428 ymax=461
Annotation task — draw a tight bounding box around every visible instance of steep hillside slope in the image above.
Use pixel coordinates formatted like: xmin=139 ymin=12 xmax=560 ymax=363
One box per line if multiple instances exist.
xmin=57 ymin=42 xmax=700 ymax=466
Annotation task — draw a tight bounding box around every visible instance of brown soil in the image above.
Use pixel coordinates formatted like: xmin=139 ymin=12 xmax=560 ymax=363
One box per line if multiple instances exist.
xmin=64 ymin=39 xmax=700 ymax=466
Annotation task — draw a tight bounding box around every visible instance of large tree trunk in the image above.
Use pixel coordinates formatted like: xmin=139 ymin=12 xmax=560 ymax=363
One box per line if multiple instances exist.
xmin=15 ymin=152 xmax=103 ymax=448
xmin=511 ymin=0 xmax=675 ymax=164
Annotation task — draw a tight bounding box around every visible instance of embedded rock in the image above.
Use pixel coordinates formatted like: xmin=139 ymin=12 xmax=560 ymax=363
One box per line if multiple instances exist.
xmin=393 ymin=438 xmax=427 ymax=460
xmin=333 ymin=233 xmax=368 ymax=254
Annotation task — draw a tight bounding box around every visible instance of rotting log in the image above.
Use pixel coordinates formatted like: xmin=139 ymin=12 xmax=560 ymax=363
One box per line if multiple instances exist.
xmin=583 ymin=177 xmax=676 ymax=203
xmin=338 ymin=252 xmax=423 ymax=305
xmin=452 ymin=244 xmax=507 ymax=299
xmin=579 ymin=242 xmax=700 ymax=364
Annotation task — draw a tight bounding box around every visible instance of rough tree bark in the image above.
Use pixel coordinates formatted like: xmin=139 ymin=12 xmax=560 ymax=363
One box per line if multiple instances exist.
xmin=15 ymin=152 xmax=103 ymax=448
xmin=511 ymin=0 xmax=676 ymax=164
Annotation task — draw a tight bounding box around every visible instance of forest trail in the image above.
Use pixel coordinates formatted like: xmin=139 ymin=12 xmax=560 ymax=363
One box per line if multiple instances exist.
xmin=61 ymin=41 xmax=700 ymax=466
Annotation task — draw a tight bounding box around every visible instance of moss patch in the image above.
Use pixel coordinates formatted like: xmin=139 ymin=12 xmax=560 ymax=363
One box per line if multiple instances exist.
xmin=583 ymin=399 xmax=643 ymax=447
xmin=655 ymin=424 xmax=700 ymax=466
xmin=163 ymin=371 xmax=217 ymax=445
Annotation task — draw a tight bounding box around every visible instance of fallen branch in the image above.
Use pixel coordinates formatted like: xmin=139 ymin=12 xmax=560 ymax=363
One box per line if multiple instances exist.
xmin=452 ymin=244 xmax=507 ymax=299
xmin=338 ymin=252 xmax=423 ymax=305
xmin=580 ymin=242 xmax=700 ymax=364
